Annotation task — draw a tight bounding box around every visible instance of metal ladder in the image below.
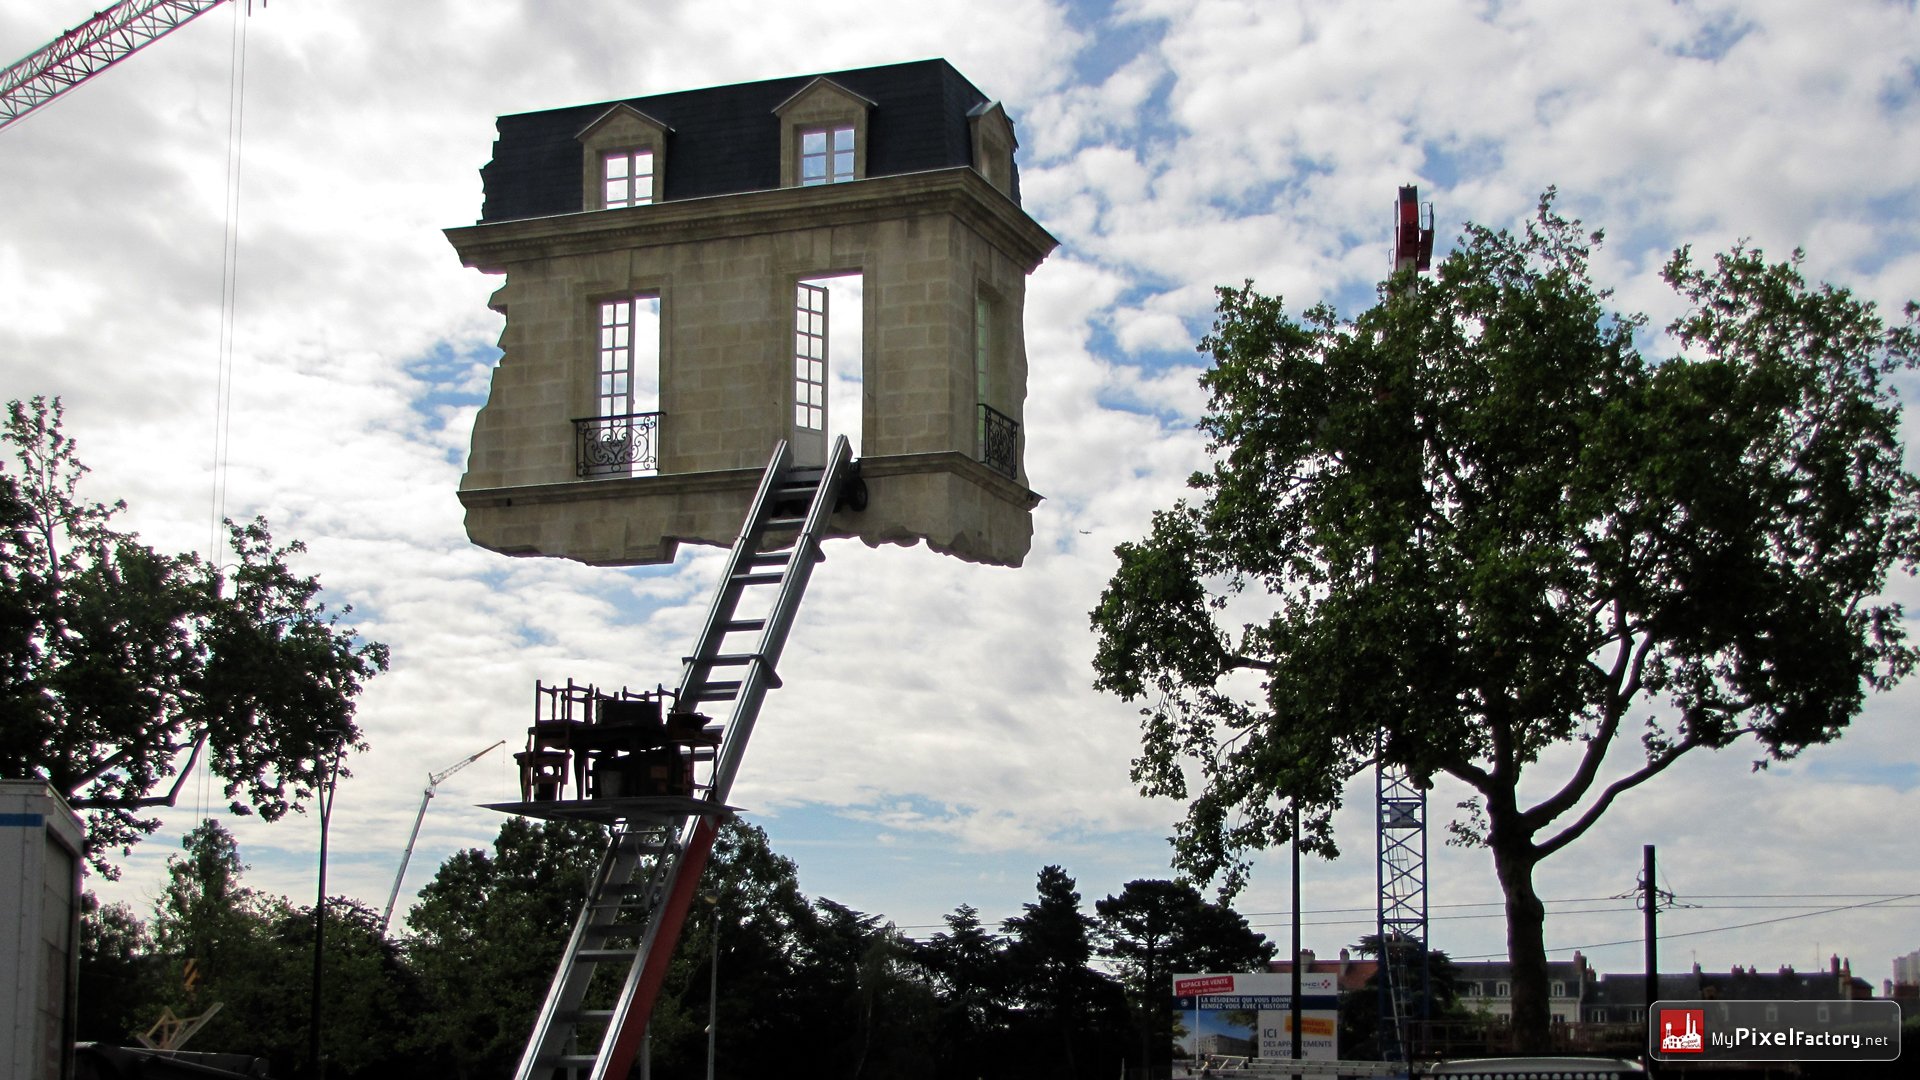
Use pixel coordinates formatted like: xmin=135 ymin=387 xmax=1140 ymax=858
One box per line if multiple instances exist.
xmin=514 ymin=436 xmax=854 ymax=1080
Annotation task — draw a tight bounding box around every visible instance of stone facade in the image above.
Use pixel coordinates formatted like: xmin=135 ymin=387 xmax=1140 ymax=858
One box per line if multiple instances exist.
xmin=447 ymin=64 xmax=1054 ymax=567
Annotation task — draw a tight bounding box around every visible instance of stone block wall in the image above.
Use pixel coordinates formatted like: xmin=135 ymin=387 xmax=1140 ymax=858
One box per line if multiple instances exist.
xmin=448 ymin=168 xmax=1053 ymax=566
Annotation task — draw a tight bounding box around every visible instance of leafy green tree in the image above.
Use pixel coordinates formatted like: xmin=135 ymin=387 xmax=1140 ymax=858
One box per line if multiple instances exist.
xmin=262 ymin=897 xmax=420 ymax=1079
xmin=133 ymin=821 xmax=418 ymax=1076
xmin=1338 ymin=933 xmax=1462 ymax=1060
xmin=1089 ymin=194 xmax=1920 ymax=1051
xmin=917 ymin=904 xmax=1011 ymax=1080
xmin=76 ymin=892 xmax=164 ymax=1043
xmin=791 ymin=900 xmax=938 ymax=1080
xmin=0 ymin=397 xmax=389 ymax=873
xmin=1002 ymin=866 xmax=1128 ymax=1080
xmin=404 ymin=816 xmax=607 ymax=1079
xmin=655 ymin=819 xmax=825 ymax=1080
xmin=1096 ymin=879 xmax=1273 ymax=1079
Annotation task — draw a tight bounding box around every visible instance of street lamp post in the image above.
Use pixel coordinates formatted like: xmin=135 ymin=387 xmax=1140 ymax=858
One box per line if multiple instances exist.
xmin=701 ymin=891 xmax=720 ymax=1080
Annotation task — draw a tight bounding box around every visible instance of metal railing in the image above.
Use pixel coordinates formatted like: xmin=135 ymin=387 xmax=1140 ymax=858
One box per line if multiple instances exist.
xmin=979 ymin=403 xmax=1019 ymax=480
xmin=574 ymin=412 xmax=660 ymax=477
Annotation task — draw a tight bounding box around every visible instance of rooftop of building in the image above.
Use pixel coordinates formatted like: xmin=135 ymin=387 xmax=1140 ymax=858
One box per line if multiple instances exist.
xmin=475 ymin=58 xmax=1019 ymax=223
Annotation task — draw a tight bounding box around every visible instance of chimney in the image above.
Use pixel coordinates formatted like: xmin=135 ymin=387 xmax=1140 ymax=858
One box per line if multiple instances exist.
xmin=1299 ymin=948 xmax=1316 ymax=970
xmin=1832 ymin=955 xmax=1841 ymax=977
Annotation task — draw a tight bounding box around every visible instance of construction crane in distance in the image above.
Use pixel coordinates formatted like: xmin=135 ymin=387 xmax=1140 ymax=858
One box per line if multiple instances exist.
xmin=1377 ymin=183 xmax=1437 ymax=1065
xmin=382 ymin=739 xmax=507 ymax=933
xmin=0 ymin=0 xmax=248 ymax=133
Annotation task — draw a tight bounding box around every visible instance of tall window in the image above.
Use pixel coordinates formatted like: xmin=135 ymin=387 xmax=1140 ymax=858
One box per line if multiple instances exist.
xmin=799 ymin=126 xmax=855 ymax=186
xmin=602 ymin=149 xmax=655 ymax=208
xmin=794 ymin=282 xmax=828 ymax=432
xmin=974 ymin=293 xmax=991 ymax=445
xmin=583 ymin=295 xmax=660 ymax=476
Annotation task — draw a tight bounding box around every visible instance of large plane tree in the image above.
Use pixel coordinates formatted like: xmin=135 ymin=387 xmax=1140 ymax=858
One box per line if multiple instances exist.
xmin=0 ymin=397 xmax=388 ymax=873
xmin=1089 ymin=194 xmax=1920 ymax=1051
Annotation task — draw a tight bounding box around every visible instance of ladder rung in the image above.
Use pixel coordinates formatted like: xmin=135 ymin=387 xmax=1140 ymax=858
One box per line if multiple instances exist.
xmin=764 ymin=516 xmax=806 ymax=530
xmin=550 ymin=1054 xmax=600 ymax=1070
xmin=721 ymin=618 xmax=765 ymax=633
xmin=744 ymin=551 xmax=790 ymax=567
xmin=576 ymin=947 xmax=638 ymax=962
xmin=567 ymin=1009 xmax=615 ymax=1023
xmin=689 ymin=681 xmax=741 ymax=701
xmin=584 ymin=921 xmax=646 ymax=937
xmin=730 ymin=570 xmax=784 ymax=586
xmin=687 ymin=652 xmax=763 ymax=667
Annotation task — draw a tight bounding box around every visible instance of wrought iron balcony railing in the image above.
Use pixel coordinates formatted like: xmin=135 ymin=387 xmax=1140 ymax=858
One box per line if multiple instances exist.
xmin=574 ymin=412 xmax=660 ymax=477
xmin=979 ymin=403 xmax=1019 ymax=480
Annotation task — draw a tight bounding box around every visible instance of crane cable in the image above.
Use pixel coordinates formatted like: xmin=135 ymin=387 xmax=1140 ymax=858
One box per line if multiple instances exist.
xmin=197 ymin=0 xmax=249 ymax=824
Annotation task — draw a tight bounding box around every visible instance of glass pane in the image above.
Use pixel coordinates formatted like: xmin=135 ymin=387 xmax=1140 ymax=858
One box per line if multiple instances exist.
xmin=833 ymin=127 xmax=854 ymax=151
xmin=605 ymin=154 xmax=628 ymax=180
xmin=802 ymin=130 xmax=825 ymax=154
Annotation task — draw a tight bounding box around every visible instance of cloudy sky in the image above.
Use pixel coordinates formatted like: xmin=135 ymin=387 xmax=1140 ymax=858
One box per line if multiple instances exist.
xmin=4 ymin=0 xmax=1918 ymax=988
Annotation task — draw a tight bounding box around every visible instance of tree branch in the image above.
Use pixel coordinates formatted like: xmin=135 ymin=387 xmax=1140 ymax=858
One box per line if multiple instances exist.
xmin=1526 ymin=615 xmax=1651 ymax=831
xmin=69 ymin=737 xmax=186 ymax=792
xmin=1533 ymin=735 xmax=1715 ymax=860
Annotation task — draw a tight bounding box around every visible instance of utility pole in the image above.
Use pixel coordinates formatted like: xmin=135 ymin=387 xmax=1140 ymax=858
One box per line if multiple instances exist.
xmin=1642 ymin=844 xmax=1659 ymax=1080
xmin=1291 ymin=802 xmax=1302 ymax=1080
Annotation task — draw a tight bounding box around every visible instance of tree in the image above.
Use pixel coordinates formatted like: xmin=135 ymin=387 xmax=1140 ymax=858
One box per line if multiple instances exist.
xmin=1001 ymin=866 xmax=1128 ymax=1080
xmin=1089 ymin=194 xmax=1920 ymax=1051
xmin=1339 ymin=933 xmax=1462 ymax=1060
xmin=404 ymin=816 xmax=607 ymax=1079
xmin=0 ymin=397 xmax=389 ymax=872
xmin=1096 ymin=880 xmax=1273 ymax=1079
xmin=76 ymin=892 xmax=164 ymax=1043
xmin=917 ymin=904 xmax=1011 ymax=1080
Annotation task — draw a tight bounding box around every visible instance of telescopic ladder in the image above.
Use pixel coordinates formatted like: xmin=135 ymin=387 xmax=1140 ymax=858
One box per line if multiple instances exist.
xmin=514 ymin=436 xmax=854 ymax=1080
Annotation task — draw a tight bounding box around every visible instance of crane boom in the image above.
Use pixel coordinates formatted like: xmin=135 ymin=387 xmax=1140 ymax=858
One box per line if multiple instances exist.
xmin=381 ymin=739 xmax=506 ymax=932
xmin=0 ymin=0 xmax=235 ymax=132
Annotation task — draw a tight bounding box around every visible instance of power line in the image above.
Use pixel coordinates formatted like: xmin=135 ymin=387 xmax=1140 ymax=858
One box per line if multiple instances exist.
xmin=1449 ymin=892 xmax=1920 ymax=960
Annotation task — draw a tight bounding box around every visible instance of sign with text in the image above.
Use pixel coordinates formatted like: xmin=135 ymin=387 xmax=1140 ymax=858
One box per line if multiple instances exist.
xmin=1171 ymin=972 xmax=1341 ymax=1064
xmin=1649 ymin=999 xmax=1902 ymax=1063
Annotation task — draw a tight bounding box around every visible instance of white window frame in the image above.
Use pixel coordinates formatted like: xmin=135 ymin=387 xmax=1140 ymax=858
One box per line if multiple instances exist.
xmin=587 ymin=294 xmax=661 ymax=476
xmin=799 ymin=125 xmax=855 ymax=186
xmin=602 ymin=149 xmax=656 ymax=208
xmin=794 ymin=282 xmax=828 ymax=432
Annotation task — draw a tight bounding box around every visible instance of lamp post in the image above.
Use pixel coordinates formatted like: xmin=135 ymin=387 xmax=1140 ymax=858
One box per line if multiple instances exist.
xmin=701 ymin=890 xmax=720 ymax=1080
xmin=309 ymin=749 xmax=342 ymax=1080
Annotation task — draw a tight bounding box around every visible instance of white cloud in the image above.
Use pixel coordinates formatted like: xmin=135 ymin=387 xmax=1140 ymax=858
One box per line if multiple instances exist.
xmin=2 ymin=0 xmax=1916 ymax=980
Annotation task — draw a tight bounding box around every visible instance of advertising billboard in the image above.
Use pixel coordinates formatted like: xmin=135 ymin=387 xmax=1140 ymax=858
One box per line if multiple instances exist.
xmin=1171 ymin=972 xmax=1341 ymax=1064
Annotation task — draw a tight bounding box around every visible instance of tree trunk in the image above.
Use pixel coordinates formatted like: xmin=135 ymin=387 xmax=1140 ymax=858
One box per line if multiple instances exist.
xmin=1491 ymin=823 xmax=1553 ymax=1054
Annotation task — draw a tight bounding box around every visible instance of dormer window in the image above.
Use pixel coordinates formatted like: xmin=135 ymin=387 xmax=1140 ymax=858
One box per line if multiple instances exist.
xmin=774 ymin=78 xmax=871 ymax=188
xmin=576 ymin=104 xmax=671 ymax=212
xmin=800 ymin=126 xmax=855 ymax=186
xmin=603 ymin=149 xmax=655 ymax=207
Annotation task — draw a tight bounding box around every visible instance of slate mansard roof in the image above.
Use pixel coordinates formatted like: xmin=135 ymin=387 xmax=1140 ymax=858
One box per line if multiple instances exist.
xmin=476 ymin=58 xmax=1021 ymax=223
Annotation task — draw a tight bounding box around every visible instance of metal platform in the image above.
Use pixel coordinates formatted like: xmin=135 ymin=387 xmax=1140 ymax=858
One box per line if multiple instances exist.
xmin=482 ymin=796 xmax=738 ymax=826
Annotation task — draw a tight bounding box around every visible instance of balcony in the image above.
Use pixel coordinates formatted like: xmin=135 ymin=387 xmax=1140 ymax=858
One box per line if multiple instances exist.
xmin=574 ymin=412 xmax=660 ymax=477
xmin=979 ymin=403 xmax=1018 ymax=480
